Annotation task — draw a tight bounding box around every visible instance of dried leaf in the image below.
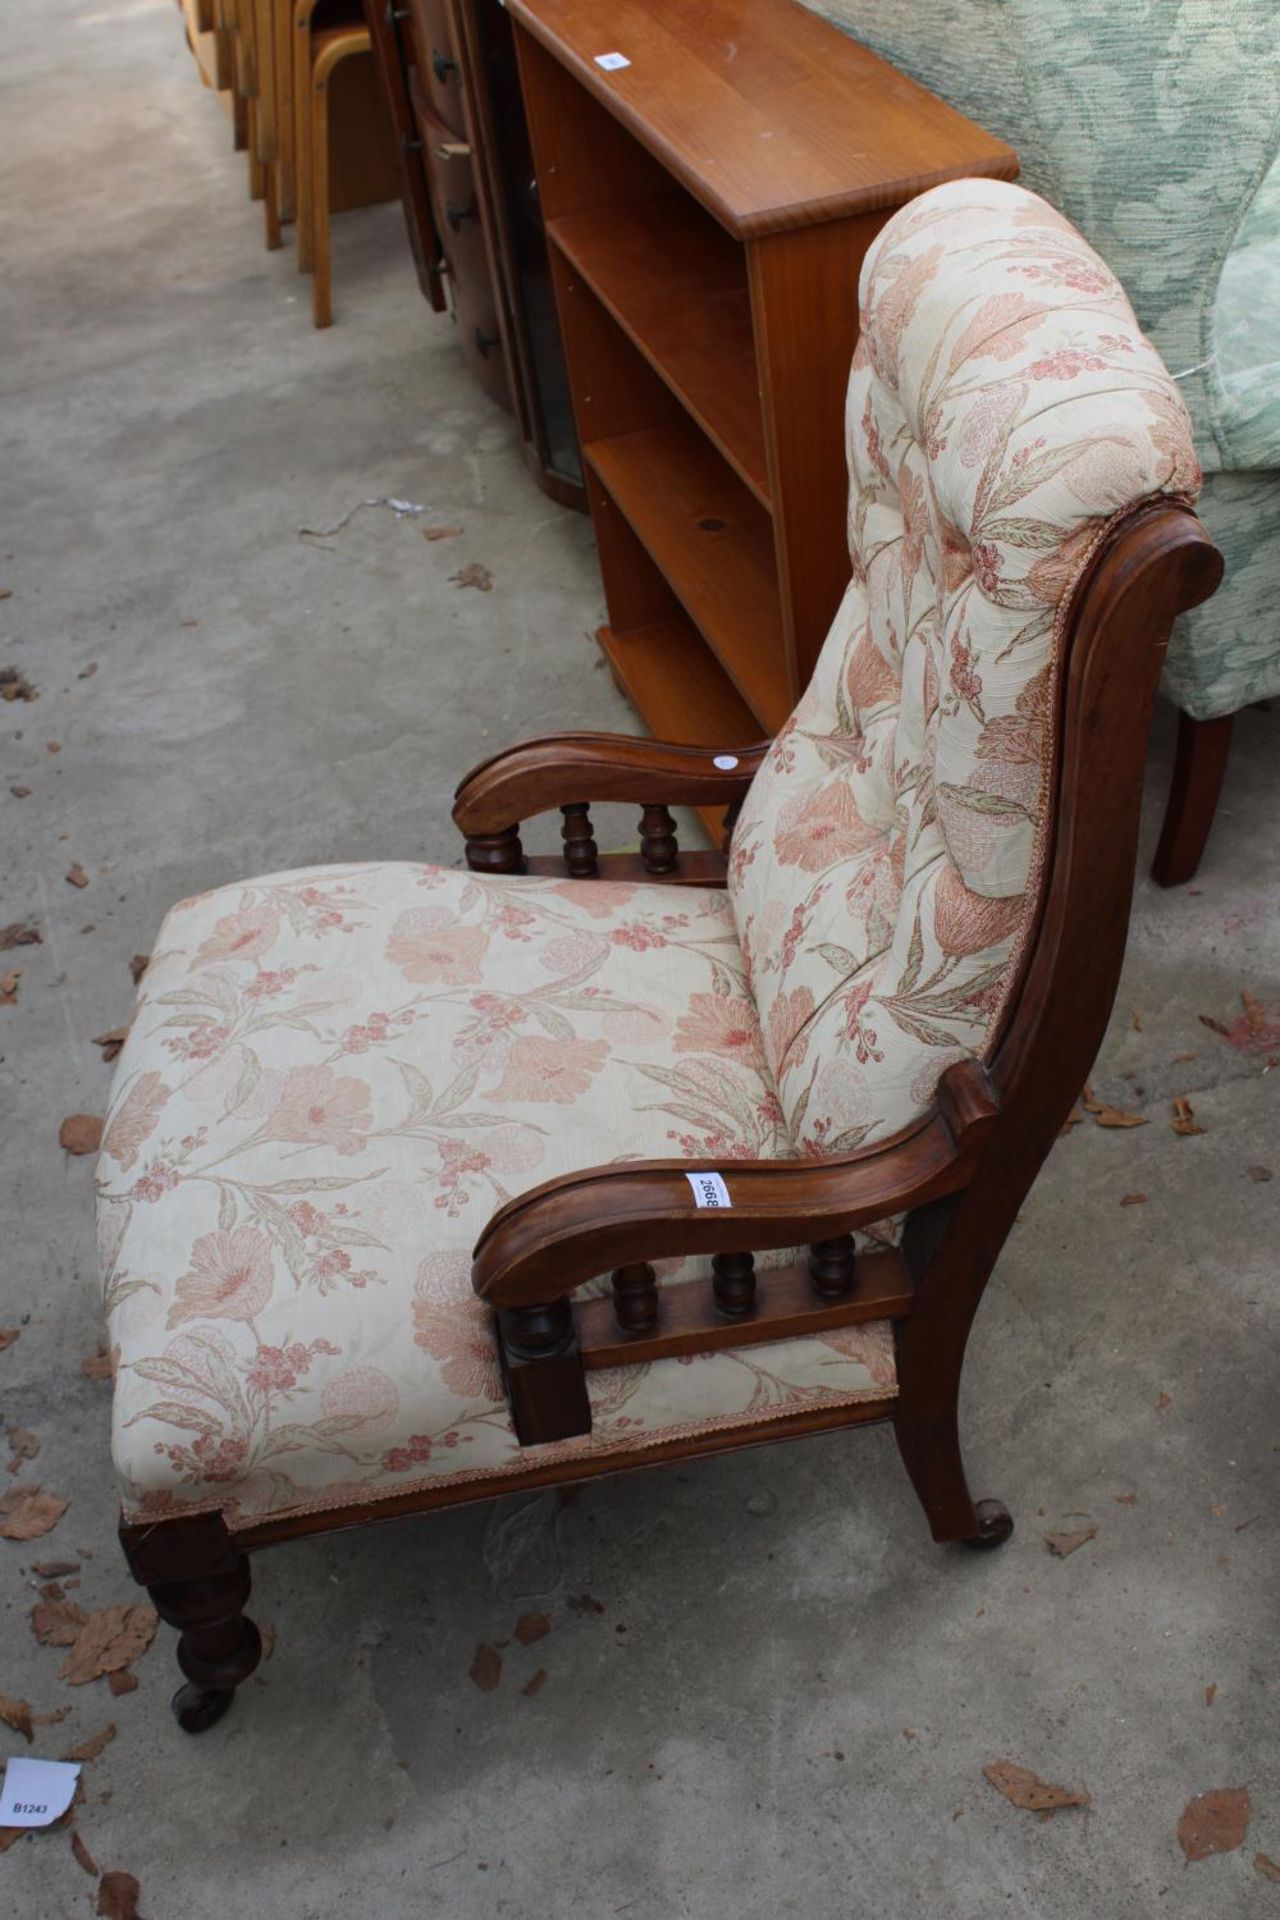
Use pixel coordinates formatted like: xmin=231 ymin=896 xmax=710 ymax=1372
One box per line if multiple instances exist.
xmin=1177 ymin=1788 xmax=1251 ymax=1861
xmin=1119 ymin=1192 xmax=1147 ymax=1207
xmin=514 ymin=1612 xmax=550 ymax=1647
xmin=92 ymin=1029 xmax=127 ymax=1063
xmin=1131 ymin=1010 xmax=1143 ymax=1032
xmin=63 ymin=1722 xmax=117 ymax=1764
xmin=32 ymin=1558 xmax=79 ymax=1578
xmin=1255 ymin=1853 xmax=1280 ymax=1883
xmin=1247 ymin=1165 xmax=1272 ymax=1184
xmin=0 ymin=1695 xmax=34 ymax=1742
xmin=1093 ymin=1106 xmax=1147 ymax=1129
xmin=59 ymin=1114 xmax=103 ymax=1155
xmin=0 ymin=922 xmax=40 ymax=950
xmin=469 ymin=1643 xmax=502 ymax=1692
xmin=1156 ymin=1391 xmax=1172 ymax=1412
xmin=1081 ymin=1079 xmax=1101 ymax=1112
xmin=1205 ymin=1683 xmax=1217 ymax=1707
xmin=983 ymin=1761 xmax=1090 ymax=1817
xmin=423 ymin=524 xmax=463 ymax=541
xmin=71 ymin=1830 xmax=100 ymax=1877
xmin=60 ymin=1605 xmax=158 ymax=1685
xmin=1113 ymin=1493 xmax=1138 ymax=1506
xmin=65 ymin=863 xmax=89 ymax=889
xmin=1044 ymin=1524 xmax=1096 ymax=1558
xmin=31 ymin=1597 xmax=89 ymax=1646
xmin=522 ymin=1669 xmax=548 ymax=1697
xmin=0 ymin=665 xmax=38 ymax=702
xmin=0 ymin=1484 xmax=69 ymax=1540
xmin=452 ymin=562 xmax=493 ymax=592
xmin=1059 ymin=1106 xmax=1084 ymax=1135
xmin=9 ymin=785 xmax=30 ymax=799
xmin=96 ymin=1870 xmax=142 ymax=1919
xmin=82 ymin=1347 xmax=114 ymax=1381
xmin=106 ymin=1670 xmax=138 ymax=1697
xmin=0 ymin=1329 xmax=20 ymax=1351
xmin=1242 ymin=990 xmax=1267 ymax=1034
xmin=258 ymin=1622 xmax=276 ymax=1661
xmin=128 ymin=955 xmax=149 ymax=986
xmin=1171 ymin=1095 xmax=1206 ymax=1137
xmin=1199 ymin=1014 xmax=1230 ymax=1036
xmin=0 ymin=969 xmax=19 ymax=1005
xmin=7 ymin=1426 xmax=39 ymax=1463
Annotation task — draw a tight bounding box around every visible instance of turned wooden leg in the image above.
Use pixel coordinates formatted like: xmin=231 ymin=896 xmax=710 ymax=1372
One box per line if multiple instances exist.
xmin=120 ymin=1512 xmax=263 ymax=1734
xmin=1151 ymin=711 xmax=1234 ymax=887
xmin=150 ymin=1558 xmax=263 ymax=1733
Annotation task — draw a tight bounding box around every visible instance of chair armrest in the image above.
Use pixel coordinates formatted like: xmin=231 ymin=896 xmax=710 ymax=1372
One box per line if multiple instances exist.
xmin=452 ymin=731 xmax=771 ymax=835
xmin=472 ymin=1058 xmax=999 ymax=1310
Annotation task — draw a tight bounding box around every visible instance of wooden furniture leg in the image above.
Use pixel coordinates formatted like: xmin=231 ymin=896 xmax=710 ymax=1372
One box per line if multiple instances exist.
xmin=1151 ymin=711 xmax=1234 ymax=886
xmin=310 ymin=29 xmax=372 ymax=328
xmin=294 ymin=0 xmax=316 ymax=270
xmin=121 ymin=1512 xmax=263 ymax=1734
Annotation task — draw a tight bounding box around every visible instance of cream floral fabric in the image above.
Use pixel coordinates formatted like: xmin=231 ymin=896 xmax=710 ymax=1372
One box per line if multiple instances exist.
xmin=97 ymin=863 xmax=894 ymax=1521
xmin=729 ymin=179 xmax=1201 ymax=1152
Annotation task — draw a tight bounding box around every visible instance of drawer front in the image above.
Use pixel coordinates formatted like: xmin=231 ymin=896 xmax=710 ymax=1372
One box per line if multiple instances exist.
xmin=405 ymin=0 xmax=466 ymax=138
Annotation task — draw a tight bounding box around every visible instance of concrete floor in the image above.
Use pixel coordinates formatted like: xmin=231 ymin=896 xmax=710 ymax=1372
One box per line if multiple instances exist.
xmin=2 ymin=2 xmax=1278 ymax=1914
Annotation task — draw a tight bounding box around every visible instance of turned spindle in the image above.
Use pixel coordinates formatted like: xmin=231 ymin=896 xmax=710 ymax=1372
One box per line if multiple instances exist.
xmin=712 ymin=1250 xmax=757 ymax=1318
xmin=639 ymin=804 xmax=679 ymax=874
xmin=560 ymin=803 xmax=599 ymax=877
xmin=611 ymin=1261 xmax=660 ymax=1333
xmin=808 ymin=1235 xmax=856 ymax=1301
xmin=464 ymin=824 xmax=526 ymax=875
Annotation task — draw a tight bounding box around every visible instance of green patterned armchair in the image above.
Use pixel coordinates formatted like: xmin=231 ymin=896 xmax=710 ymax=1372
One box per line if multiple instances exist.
xmin=812 ymin=0 xmax=1280 ymax=881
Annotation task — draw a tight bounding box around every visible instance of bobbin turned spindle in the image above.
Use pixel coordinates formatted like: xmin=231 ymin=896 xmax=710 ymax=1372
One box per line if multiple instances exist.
xmin=612 ymin=1261 xmax=660 ymax=1332
xmin=639 ymin=805 xmax=679 ymax=874
xmin=560 ymin=803 xmax=599 ymax=877
xmin=712 ymin=1250 xmax=757 ymax=1318
xmin=808 ymin=1235 xmax=856 ymax=1300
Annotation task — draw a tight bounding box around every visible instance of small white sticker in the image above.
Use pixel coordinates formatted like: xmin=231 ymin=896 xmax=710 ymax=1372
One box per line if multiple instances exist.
xmin=686 ymin=1171 xmax=731 ymax=1208
xmin=594 ymin=51 xmax=631 ymax=71
xmin=0 ymin=1757 xmax=81 ymax=1829
xmin=712 ymin=754 xmax=739 ymax=770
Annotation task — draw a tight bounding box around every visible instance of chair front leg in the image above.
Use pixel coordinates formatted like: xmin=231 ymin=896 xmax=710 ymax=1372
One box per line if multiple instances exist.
xmin=121 ymin=1511 xmax=263 ymax=1733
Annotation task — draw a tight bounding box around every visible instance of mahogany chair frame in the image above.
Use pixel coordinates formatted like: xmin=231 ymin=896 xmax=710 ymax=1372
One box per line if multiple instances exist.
xmin=119 ymin=499 xmax=1221 ymax=1731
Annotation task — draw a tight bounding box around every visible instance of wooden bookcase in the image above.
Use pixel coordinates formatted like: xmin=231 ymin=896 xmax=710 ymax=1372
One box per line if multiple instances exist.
xmin=507 ymin=0 xmax=1017 ymax=751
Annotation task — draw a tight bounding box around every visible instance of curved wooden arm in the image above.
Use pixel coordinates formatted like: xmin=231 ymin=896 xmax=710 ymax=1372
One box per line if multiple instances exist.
xmin=472 ymin=1059 xmax=999 ymax=1309
xmin=452 ymin=731 xmax=772 ymax=834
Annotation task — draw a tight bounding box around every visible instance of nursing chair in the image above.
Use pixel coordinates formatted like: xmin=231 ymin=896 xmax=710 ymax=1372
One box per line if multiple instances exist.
xmin=95 ymin=180 xmax=1220 ymax=1731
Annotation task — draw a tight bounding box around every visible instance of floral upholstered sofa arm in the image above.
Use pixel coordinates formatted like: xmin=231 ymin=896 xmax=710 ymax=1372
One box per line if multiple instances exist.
xmin=452 ymin=731 xmax=772 ymax=884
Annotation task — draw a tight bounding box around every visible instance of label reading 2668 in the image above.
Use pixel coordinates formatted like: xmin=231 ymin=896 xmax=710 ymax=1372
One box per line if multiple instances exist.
xmin=686 ymin=1172 xmax=731 ymax=1208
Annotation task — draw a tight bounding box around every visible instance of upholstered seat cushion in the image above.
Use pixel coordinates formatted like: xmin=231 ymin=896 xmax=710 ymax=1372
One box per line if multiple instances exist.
xmin=96 ymin=863 xmax=896 ymax=1521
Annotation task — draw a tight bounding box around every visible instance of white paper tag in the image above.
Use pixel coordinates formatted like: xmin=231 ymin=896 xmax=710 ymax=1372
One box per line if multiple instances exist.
xmin=713 ymin=754 xmax=739 ymax=770
xmin=686 ymin=1171 xmax=731 ymax=1208
xmin=0 ymin=1757 xmax=81 ymax=1828
xmin=594 ymin=51 xmax=630 ymax=71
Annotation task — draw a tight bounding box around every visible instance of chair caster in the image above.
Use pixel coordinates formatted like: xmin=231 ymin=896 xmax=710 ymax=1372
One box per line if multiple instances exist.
xmin=172 ymin=1681 xmax=236 ymax=1734
xmin=965 ymin=1499 xmax=1013 ymax=1550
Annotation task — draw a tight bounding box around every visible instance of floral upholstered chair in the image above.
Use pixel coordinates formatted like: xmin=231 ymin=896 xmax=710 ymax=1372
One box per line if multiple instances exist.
xmin=96 ymin=180 xmax=1221 ymax=1731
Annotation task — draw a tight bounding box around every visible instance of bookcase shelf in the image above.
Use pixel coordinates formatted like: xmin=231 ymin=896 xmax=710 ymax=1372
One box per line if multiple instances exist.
xmin=549 ymin=197 xmax=767 ymax=505
xmin=509 ymin=0 xmax=1016 ymax=745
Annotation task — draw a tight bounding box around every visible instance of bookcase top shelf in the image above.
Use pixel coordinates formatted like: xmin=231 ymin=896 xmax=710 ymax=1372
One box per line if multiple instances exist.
xmin=507 ymin=0 xmax=1017 ymax=239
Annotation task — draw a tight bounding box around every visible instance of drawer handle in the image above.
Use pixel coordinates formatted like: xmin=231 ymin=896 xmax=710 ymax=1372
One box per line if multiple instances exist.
xmin=474 ymin=326 xmax=500 ymax=358
xmin=445 ymin=199 xmax=479 ymax=231
xmin=436 ymin=140 xmax=472 ymax=159
xmin=432 ymin=48 xmax=459 ymax=82
xmin=388 ymin=3 xmax=410 ymax=21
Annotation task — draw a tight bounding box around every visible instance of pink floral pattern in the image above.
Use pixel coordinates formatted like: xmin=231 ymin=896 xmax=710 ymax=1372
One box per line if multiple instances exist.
xmin=98 ymin=863 xmax=890 ymax=1520
xmin=729 ymin=179 xmax=1200 ymax=1152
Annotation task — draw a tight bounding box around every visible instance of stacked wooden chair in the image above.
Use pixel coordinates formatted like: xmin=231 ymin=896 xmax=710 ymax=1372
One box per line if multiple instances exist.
xmin=94 ymin=181 xmax=1220 ymax=1730
xmin=174 ymin=0 xmax=398 ymax=326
